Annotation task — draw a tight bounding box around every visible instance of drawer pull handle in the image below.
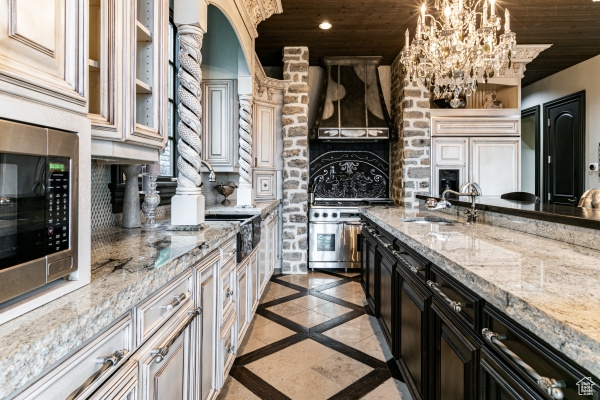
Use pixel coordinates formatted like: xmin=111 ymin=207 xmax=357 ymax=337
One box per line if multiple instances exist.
xmin=427 ymin=281 xmax=463 ymax=313
xmin=392 ymin=250 xmax=423 ymax=274
xmin=228 ymin=250 xmax=236 ymax=258
xmin=227 ymin=345 xmax=236 ymax=355
xmin=162 ymin=292 xmax=187 ymax=312
xmin=226 ymin=289 xmax=234 ymax=298
xmin=151 ymin=308 xmax=202 ymax=364
xmin=482 ymin=328 xmax=566 ymax=399
xmin=66 ymin=350 xmax=127 ymax=400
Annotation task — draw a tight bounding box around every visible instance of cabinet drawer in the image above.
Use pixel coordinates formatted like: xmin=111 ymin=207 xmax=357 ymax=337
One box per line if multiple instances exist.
xmin=17 ymin=315 xmax=133 ymax=400
xmin=428 ymin=265 xmax=481 ymax=332
xmin=482 ymin=305 xmax=600 ymax=400
xmin=395 ymin=240 xmax=428 ymax=281
xmin=87 ymin=360 xmax=138 ymax=400
xmin=220 ymin=237 xmax=237 ymax=266
xmin=135 ymin=270 xmax=193 ymax=343
xmin=254 ymin=170 xmax=276 ymax=200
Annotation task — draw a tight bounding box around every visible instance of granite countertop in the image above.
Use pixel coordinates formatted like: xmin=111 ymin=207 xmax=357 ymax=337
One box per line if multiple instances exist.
xmin=361 ymin=206 xmax=600 ymax=377
xmin=0 ymin=220 xmax=239 ymax=398
xmin=205 ymin=199 xmax=280 ymax=218
xmin=416 ymin=194 xmax=600 ymax=229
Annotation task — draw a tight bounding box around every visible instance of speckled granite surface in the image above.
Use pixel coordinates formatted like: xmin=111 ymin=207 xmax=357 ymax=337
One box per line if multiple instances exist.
xmin=361 ymin=206 xmax=600 ymax=377
xmin=205 ymin=199 xmax=280 ymax=218
xmin=0 ymin=220 xmax=238 ymax=399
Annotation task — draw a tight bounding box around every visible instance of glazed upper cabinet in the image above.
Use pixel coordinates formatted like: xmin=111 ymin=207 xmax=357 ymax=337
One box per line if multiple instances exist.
xmin=0 ymin=0 xmax=86 ymax=114
xmin=88 ymin=0 xmax=168 ymax=159
xmin=201 ymin=80 xmax=238 ymax=172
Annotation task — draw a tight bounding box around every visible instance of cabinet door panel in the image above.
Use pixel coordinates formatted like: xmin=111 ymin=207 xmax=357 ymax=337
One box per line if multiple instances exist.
xmin=378 ymin=254 xmax=394 ymax=346
xmin=236 ymin=260 xmax=249 ymax=342
xmin=254 ymin=170 xmax=276 ymax=201
xmin=366 ymin=236 xmax=377 ymax=313
xmin=254 ymin=103 xmax=276 ymax=169
xmin=0 ymin=0 xmax=86 ymax=112
xmin=202 ymin=80 xmax=236 ymax=170
xmin=197 ymin=262 xmax=216 ymax=400
xmin=432 ymin=299 xmax=479 ymax=400
xmin=89 ymin=361 xmax=138 ymax=400
xmin=471 ymin=137 xmax=520 ymax=197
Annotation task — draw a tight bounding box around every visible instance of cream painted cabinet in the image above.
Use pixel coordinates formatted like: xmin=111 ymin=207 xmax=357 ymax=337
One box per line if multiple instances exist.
xmin=88 ymin=0 xmax=168 ymax=160
xmin=88 ymin=361 xmax=139 ymax=400
xmin=0 ymin=0 xmax=86 ymax=114
xmin=471 ymin=137 xmax=520 ymax=197
xmin=236 ymin=257 xmax=250 ymax=344
xmin=254 ymin=102 xmax=276 ymax=169
xmin=432 ymin=137 xmax=520 ymax=197
xmin=194 ymin=253 xmax=219 ymax=400
xmin=201 ymin=80 xmax=238 ymax=172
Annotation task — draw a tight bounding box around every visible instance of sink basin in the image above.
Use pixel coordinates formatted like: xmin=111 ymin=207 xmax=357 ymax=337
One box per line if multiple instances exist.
xmin=401 ymin=216 xmax=455 ymax=225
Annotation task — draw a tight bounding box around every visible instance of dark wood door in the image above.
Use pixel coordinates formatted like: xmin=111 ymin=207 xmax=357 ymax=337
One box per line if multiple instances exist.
xmin=378 ymin=249 xmax=395 ymax=348
xmin=431 ymin=298 xmax=479 ymax=400
xmin=396 ymin=267 xmax=431 ymax=400
xmin=543 ymin=91 xmax=585 ymax=206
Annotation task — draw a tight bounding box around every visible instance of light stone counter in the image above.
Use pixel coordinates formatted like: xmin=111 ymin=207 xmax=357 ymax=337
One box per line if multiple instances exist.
xmin=0 ymin=220 xmax=239 ymax=399
xmin=205 ymin=199 xmax=280 ymax=219
xmin=361 ymin=206 xmax=600 ymax=377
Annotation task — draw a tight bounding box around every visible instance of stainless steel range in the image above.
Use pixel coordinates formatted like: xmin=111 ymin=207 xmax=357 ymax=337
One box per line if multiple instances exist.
xmin=308 ymin=199 xmax=394 ymax=270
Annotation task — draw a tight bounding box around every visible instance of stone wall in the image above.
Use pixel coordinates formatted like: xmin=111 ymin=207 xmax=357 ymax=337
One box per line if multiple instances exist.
xmin=390 ymin=55 xmax=431 ymax=208
xmin=281 ymin=46 xmax=309 ymax=274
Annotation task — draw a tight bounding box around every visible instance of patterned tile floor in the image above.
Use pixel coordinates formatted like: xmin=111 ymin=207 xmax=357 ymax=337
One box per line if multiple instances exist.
xmin=217 ymin=270 xmax=413 ymax=400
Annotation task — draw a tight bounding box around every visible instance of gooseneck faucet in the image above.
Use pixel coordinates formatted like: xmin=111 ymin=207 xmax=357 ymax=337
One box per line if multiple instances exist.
xmin=201 ymin=160 xmax=217 ymax=182
xmin=426 ymin=182 xmax=482 ymax=223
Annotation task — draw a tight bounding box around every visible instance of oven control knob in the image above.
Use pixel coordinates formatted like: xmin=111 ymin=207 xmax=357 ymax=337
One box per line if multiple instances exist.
xmin=332 ymin=213 xmax=338 ymax=218
xmin=313 ymin=212 xmax=320 ymax=218
xmin=323 ymin=213 xmax=329 ymax=218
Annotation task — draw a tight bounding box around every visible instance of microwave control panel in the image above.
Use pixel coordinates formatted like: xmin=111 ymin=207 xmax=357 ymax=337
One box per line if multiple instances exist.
xmin=46 ymin=157 xmax=70 ymax=254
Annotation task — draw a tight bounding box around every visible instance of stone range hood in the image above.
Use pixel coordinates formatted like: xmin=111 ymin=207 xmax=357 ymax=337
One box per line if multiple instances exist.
xmin=311 ymin=56 xmax=395 ymax=141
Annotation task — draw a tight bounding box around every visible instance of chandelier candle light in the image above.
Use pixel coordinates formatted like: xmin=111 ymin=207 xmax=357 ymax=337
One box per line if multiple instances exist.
xmin=401 ymin=0 xmax=516 ymax=108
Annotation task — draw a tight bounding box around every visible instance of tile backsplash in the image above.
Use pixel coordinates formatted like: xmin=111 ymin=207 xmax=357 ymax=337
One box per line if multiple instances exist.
xmin=91 ymin=161 xmax=239 ymax=230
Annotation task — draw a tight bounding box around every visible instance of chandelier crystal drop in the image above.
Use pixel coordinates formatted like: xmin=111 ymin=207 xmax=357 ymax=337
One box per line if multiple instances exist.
xmin=400 ymin=0 xmax=516 ymax=106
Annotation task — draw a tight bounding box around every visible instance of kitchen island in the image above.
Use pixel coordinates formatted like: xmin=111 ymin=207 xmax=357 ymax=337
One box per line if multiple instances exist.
xmin=360 ymin=205 xmax=600 ymax=399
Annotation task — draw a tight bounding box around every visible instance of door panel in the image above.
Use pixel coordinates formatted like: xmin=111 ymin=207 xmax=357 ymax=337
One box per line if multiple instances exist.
xmin=470 ymin=138 xmax=520 ymax=197
xmin=544 ymin=91 xmax=585 ymax=206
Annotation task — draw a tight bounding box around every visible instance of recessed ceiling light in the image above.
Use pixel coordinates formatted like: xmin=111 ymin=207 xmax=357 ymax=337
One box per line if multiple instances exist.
xmin=319 ymin=22 xmax=332 ymax=30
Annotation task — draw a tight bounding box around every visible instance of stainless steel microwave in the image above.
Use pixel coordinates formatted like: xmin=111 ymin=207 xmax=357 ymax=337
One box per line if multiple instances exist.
xmin=0 ymin=120 xmax=79 ymax=303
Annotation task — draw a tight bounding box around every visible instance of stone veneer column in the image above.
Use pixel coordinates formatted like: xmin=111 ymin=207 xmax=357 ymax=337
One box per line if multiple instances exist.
xmin=390 ymin=54 xmax=431 ymax=207
xmin=281 ymin=47 xmax=309 ymax=274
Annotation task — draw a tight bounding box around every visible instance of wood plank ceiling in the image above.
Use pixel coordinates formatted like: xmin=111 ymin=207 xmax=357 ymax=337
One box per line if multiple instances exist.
xmin=255 ymin=0 xmax=600 ymax=87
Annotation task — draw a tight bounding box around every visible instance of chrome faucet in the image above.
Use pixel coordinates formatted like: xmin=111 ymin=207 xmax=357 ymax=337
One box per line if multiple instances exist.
xmin=426 ymin=182 xmax=482 ymax=223
xmin=201 ymin=160 xmax=217 ymax=182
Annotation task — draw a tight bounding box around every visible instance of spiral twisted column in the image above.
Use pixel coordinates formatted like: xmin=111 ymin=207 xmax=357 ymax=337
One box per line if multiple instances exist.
xmin=238 ymin=95 xmax=253 ymax=187
xmin=176 ymin=26 xmax=204 ymax=194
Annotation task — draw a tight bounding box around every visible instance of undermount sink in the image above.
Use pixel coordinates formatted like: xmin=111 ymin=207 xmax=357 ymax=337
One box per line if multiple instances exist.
xmin=401 ymin=216 xmax=455 ymax=225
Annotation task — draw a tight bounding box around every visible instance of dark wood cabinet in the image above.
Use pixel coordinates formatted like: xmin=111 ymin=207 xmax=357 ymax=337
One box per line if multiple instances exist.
xmin=431 ymin=297 xmax=480 ymax=400
xmin=396 ymin=266 xmax=431 ymax=400
xmin=378 ymin=247 xmax=395 ymax=348
xmin=362 ymin=227 xmax=378 ymax=313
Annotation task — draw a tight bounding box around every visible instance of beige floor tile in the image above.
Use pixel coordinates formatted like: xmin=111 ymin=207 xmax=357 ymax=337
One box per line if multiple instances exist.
xmin=313 ymin=302 xmax=352 ymax=318
xmin=347 ymin=314 xmax=381 ymax=333
xmin=340 ymin=291 xmax=368 ymax=306
xmin=336 ymin=271 xmax=361 ymax=277
xmin=322 ymin=322 xmax=374 ymax=346
xmin=248 ymin=321 xmax=295 ymax=344
xmin=285 ymin=309 xmax=331 ymax=328
xmin=277 ymin=339 xmax=338 ymax=367
xmin=338 ymin=281 xmax=364 ymax=293
xmin=217 ymin=377 xmax=261 ymax=400
xmin=320 ymin=286 xmax=355 ymax=299
xmin=287 ymin=295 xmax=330 ymax=309
xmin=263 ymin=282 xmax=299 ymax=299
xmin=266 ymin=301 xmax=308 ymax=317
xmin=308 ymin=272 xmax=342 ymax=280
xmin=361 ymin=378 xmax=412 ymax=400
xmin=237 ymin=336 xmax=267 ymax=355
xmin=277 ymin=275 xmax=310 ymax=287
xmin=353 ymin=333 xmax=392 ymax=361
xmin=311 ymin=352 xmax=374 ymax=387
xmin=251 ymin=314 xmax=271 ymax=328
xmin=246 ymin=351 xmax=309 ymax=387
xmin=276 ymin=368 xmax=344 ymax=400
xmin=308 ymin=278 xmax=341 ymax=289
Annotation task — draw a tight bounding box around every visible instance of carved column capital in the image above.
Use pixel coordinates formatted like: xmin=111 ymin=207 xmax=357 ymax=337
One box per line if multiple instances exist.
xmin=176 ymin=25 xmax=204 ymax=195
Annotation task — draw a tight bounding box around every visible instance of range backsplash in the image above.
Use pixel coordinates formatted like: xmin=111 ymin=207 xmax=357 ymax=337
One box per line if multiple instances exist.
xmin=309 ymin=141 xmax=390 ymax=199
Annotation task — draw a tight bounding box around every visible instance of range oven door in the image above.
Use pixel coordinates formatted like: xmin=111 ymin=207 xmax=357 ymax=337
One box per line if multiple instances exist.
xmin=309 ymin=222 xmax=342 ymax=264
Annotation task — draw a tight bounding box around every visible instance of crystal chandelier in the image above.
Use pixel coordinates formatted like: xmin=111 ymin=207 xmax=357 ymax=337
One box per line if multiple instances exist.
xmin=400 ymin=0 xmax=516 ymax=107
